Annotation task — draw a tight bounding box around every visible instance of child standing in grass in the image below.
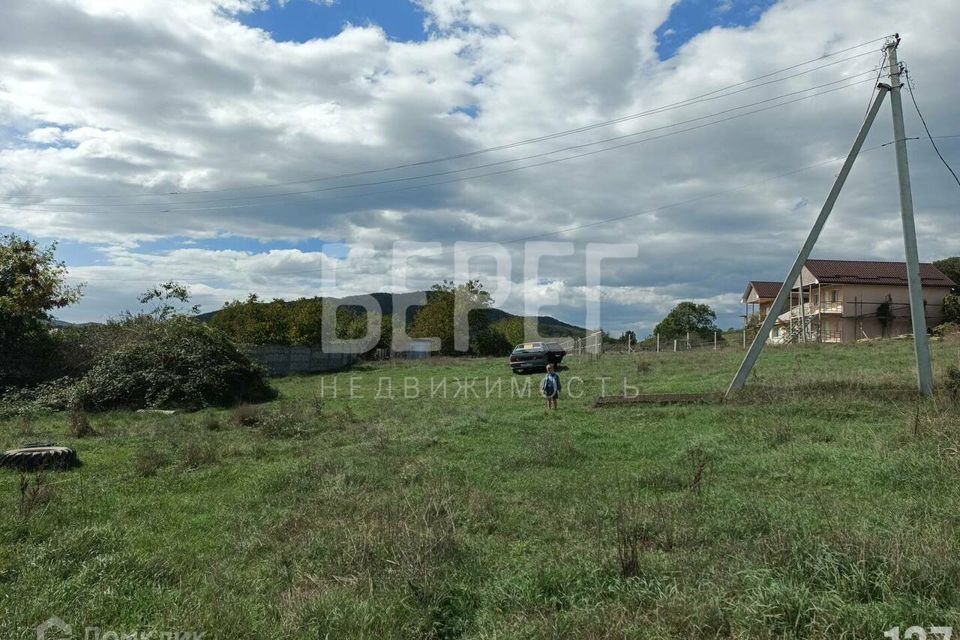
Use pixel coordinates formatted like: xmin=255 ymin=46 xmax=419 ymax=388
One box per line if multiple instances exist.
xmin=541 ymin=363 xmax=561 ymax=410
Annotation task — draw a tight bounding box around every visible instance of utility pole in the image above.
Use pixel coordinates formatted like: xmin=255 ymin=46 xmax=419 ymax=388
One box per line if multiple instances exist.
xmin=798 ymin=270 xmax=807 ymax=343
xmin=727 ymin=36 xmax=934 ymax=398
xmin=726 ymin=83 xmax=889 ymax=398
xmin=885 ymin=37 xmax=934 ymax=395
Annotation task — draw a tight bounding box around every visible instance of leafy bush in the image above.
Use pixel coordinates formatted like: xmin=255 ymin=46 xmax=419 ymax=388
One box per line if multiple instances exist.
xmin=53 ymin=322 xmax=137 ymax=378
xmin=0 ymin=376 xmax=77 ymax=414
xmin=469 ymin=326 xmax=512 ymax=356
xmin=492 ymin=316 xmax=525 ymax=347
xmin=74 ymin=317 xmax=275 ymax=411
xmin=947 ymin=365 xmax=960 ymax=400
xmin=933 ymin=322 xmax=960 ymax=338
xmin=943 ymin=294 xmax=960 ymax=325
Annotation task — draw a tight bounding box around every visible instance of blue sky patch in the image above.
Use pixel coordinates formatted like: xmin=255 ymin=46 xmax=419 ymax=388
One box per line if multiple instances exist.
xmin=238 ymin=0 xmax=428 ymax=43
xmin=656 ymin=0 xmax=777 ymax=60
xmin=133 ymin=235 xmax=348 ymax=259
xmin=450 ymin=104 xmax=480 ymax=118
xmin=0 ymin=228 xmax=106 ymax=267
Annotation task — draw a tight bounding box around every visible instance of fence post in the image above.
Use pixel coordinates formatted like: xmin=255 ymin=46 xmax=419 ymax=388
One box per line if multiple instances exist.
xmin=656 ymin=333 xmax=660 ymax=354
xmin=714 ymin=331 xmax=717 ymax=351
xmin=673 ymin=339 xmax=677 ymax=353
xmin=686 ymin=331 xmax=690 ymax=350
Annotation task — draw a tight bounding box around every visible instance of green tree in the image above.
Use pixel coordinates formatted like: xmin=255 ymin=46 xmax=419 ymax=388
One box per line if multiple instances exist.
xmin=211 ymin=294 xmax=292 ymax=345
xmin=286 ymin=298 xmax=325 ymax=346
xmin=0 ymin=234 xmax=83 ymax=386
xmin=410 ymin=280 xmax=493 ymax=355
xmin=470 ymin=325 xmax=513 ymax=356
xmin=492 ymin=316 xmax=525 ymax=347
xmin=652 ymin=302 xmax=720 ymax=341
xmin=137 ymin=281 xmax=200 ymax=320
xmin=934 ymin=257 xmax=960 ymax=292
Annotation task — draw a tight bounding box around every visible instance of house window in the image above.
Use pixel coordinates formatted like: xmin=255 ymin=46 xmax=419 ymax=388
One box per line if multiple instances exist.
xmin=830 ymin=290 xmax=838 ymax=303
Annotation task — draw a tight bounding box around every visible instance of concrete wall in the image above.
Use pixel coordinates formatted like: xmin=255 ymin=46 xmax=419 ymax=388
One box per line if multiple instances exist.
xmin=242 ymin=345 xmax=358 ymax=377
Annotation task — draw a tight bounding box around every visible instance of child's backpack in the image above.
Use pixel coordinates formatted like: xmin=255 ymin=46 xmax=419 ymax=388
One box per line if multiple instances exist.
xmin=541 ymin=374 xmax=557 ymax=397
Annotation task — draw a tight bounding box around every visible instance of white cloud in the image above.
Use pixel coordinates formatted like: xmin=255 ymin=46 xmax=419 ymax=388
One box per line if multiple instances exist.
xmin=24 ymin=127 xmax=63 ymax=144
xmin=1 ymin=0 xmax=959 ymax=331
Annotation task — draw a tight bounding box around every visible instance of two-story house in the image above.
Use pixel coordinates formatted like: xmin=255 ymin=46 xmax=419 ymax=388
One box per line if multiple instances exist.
xmin=743 ymin=259 xmax=956 ymax=344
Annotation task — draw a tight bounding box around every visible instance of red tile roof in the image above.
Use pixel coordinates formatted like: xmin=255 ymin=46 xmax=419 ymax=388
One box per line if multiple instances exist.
xmin=804 ymin=259 xmax=955 ymax=287
xmin=749 ymin=281 xmax=784 ymax=298
xmin=742 ymin=281 xmax=784 ymax=303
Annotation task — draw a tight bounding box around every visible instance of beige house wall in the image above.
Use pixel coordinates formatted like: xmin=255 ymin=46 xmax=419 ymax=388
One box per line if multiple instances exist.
xmin=767 ymin=282 xmax=952 ymax=343
xmin=831 ymin=284 xmax=952 ymax=342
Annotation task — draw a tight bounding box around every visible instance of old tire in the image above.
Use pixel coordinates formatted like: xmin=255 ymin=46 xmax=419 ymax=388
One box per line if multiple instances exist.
xmin=0 ymin=445 xmax=79 ymax=471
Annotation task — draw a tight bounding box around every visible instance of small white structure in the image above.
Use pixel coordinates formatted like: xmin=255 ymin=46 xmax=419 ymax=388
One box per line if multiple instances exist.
xmin=393 ymin=338 xmax=436 ymax=359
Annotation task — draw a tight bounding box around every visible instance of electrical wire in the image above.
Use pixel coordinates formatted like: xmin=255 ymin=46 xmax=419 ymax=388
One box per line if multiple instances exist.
xmin=904 ymin=70 xmax=960 ymax=189
xmin=5 ymin=74 xmax=882 ymax=214
xmin=2 ymin=36 xmax=893 ymax=202
xmin=861 ymin=47 xmax=888 ymax=123
xmin=62 ymin=136 xmax=908 ymax=285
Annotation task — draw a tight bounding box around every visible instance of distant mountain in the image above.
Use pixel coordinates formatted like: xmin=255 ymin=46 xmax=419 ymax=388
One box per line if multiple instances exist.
xmin=50 ymin=318 xmax=103 ymax=328
xmin=198 ymin=291 xmax=586 ymax=338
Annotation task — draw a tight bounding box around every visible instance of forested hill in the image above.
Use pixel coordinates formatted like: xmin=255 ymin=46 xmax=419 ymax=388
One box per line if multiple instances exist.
xmin=198 ymin=291 xmax=587 ymax=339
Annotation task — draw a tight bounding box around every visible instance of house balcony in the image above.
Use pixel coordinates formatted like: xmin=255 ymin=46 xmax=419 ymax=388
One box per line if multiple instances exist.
xmin=788 ymin=301 xmax=842 ymax=317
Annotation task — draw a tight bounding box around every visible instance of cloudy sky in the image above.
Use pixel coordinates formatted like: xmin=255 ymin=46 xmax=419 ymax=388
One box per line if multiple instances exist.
xmin=1 ymin=0 xmax=958 ymax=334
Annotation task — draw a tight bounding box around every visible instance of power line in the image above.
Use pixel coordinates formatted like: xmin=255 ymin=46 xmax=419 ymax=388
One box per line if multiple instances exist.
xmin=63 ymin=136 xmax=906 ymax=285
xmin=861 ymin=48 xmax=888 ymax=123
xmin=904 ymin=70 xmax=960 ymax=190
xmin=5 ymin=74 xmax=882 ymax=215
xmin=2 ymin=37 xmax=892 ymax=202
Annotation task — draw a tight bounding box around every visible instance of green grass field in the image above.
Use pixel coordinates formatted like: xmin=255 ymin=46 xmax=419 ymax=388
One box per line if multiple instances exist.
xmin=3 ymin=338 xmax=960 ymax=639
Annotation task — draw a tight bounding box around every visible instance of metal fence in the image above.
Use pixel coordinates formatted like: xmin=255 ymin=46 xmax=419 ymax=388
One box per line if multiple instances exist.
xmin=616 ymin=331 xmax=738 ymax=353
xmin=558 ymin=331 xmax=604 ymax=357
xmin=242 ymin=345 xmax=358 ymax=376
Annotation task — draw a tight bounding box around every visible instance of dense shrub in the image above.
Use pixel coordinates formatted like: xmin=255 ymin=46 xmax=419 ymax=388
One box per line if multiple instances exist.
xmin=943 ymin=294 xmax=960 ymax=325
xmin=470 ymin=326 xmax=513 ymax=356
xmin=947 ymin=365 xmax=960 ymax=400
xmin=934 ymin=322 xmax=960 ymax=338
xmin=74 ymin=317 xmax=275 ymax=411
xmin=53 ymin=322 xmax=136 ymax=377
xmin=492 ymin=317 xmax=524 ymax=347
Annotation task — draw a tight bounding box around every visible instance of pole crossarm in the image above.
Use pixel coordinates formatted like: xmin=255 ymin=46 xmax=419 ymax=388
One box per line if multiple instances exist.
xmin=725 ymin=84 xmax=890 ymax=399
